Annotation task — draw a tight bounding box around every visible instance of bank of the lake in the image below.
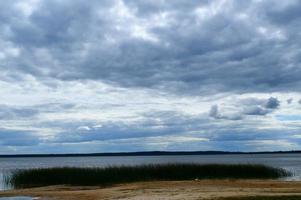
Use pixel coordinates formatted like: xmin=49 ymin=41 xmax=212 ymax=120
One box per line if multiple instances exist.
xmin=1 ymin=180 xmax=301 ymax=200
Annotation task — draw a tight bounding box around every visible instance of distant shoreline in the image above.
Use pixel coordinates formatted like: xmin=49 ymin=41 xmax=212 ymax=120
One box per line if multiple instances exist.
xmin=0 ymin=150 xmax=300 ymax=158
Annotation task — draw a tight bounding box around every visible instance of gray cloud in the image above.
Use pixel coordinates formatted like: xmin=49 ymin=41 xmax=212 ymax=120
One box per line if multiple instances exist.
xmin=209 ymin=105 xmax=220 ymax=119
xmin=209 ymin=97 xmax=281 ymax=120
xmin=0 ymin=0 xmax=300 ymax=95
xmin=0 ymin=105 xmax=38 ymax=120
xmin=287 ymin=98 xmax=293 ymax=104
xmin=241 ymin=97 xmax=280 ymax=116
xmin=0 ymin=129 xmax=40 ymax=146
xmin=242 ymin=106 xmax=269 ymax=116
xmin=0 ymin=103 xmax=75 ymax=120
xmin=209 ymin=105 xmax=242 ymax=120
xmin=51 ymin=111 xmax=204 ymax=143
xmin=265 ymin=97 xmax=280 ymax=109
xmin=1 ymin=0 xmax=301 ymax=153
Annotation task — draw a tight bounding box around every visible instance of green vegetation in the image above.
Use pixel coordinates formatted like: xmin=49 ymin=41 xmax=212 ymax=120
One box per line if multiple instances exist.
xmin=5 ymin=164 xmax=291 ymax=188
xmin=217 ymin=196 xmax=301 ymax=200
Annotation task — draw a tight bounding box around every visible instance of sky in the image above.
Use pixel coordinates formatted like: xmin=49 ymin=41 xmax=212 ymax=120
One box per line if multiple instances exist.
xmin=1 ymin=0 xmax=301 ymax=154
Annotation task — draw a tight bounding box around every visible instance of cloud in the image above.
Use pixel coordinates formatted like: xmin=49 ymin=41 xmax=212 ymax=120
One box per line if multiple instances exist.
xmin=51 ymin=111 xmax=204 ymax=143
xmin=0 ymin=129 xmax=40 ymax=146
xmin=241 ymin=97 xmax=280 ymax=116
xmin=209 ymin=105 xmax=220 ymax=119
xmin=243 ymin=106 xmax=269 ymax=116
xmin=209 ymin=104 xmax=242 ymax=120
xmin=0 ymin=0 xmax=300 ymax=95
xmin=77 ymin=126 xmax=91 ymax=131
xmin=209 ymin=97 xmax=281 ymax=120
xmin=0 ymin=105 xmax=38 ymax=120
xmin=265 ymin=97 xmax=280 ymax=109
xmin=1 ymin=1 xmax=301 ymax=153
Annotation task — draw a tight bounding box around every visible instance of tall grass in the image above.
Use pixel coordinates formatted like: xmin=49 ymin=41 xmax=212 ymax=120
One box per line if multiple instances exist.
xmin=5 ymin=164 xmax=291 ymax=189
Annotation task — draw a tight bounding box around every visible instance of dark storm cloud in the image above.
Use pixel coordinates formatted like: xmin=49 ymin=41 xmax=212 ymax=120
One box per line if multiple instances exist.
xmin=1 ymin=0 xmax=301 ymax=94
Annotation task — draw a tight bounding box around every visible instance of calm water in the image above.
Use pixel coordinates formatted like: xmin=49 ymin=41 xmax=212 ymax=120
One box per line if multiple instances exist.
xmin=1 ymin=153 xmax=301 ymax=190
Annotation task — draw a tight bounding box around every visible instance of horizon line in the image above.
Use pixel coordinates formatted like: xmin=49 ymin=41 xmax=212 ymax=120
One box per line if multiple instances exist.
xmin=0 ymin=150 xmax=300 ymax=157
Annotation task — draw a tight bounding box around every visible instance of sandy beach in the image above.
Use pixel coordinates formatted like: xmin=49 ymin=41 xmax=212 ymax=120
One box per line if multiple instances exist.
xmin=1 ymin=180 xmax=301 ymax=200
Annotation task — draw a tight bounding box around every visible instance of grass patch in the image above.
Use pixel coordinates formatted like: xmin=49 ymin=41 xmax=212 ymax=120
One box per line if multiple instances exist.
xmin=5 ymin=164 xmax=291 ymax=188
xmin=217 ymin=196 xmax=301 ymax=200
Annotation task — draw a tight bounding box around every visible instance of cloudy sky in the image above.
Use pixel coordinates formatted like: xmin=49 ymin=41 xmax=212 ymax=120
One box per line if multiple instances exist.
xmin=1 ymin=0 xmax=301 ymax=154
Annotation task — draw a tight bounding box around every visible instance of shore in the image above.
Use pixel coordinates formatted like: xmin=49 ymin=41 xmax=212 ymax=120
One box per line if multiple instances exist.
xmin=1 ymin=180 xmax=301 ymax=200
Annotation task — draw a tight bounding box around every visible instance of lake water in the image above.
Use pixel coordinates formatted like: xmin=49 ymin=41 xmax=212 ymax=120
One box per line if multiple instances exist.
xmin=1 ymin=153 xmax=301 ymax=190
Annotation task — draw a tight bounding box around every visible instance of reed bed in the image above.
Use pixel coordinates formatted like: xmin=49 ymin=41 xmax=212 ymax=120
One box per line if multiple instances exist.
xmin=5 ymin=164 xmax=291 ymax=188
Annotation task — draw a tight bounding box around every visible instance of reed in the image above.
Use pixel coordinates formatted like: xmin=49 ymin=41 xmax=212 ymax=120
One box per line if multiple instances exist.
xmin=6 ymin=164 xmax=291 ymax=188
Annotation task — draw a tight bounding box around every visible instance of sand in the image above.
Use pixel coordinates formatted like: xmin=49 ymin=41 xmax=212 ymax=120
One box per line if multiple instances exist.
xmin=1 ymin=180 xmax=301 ymax=200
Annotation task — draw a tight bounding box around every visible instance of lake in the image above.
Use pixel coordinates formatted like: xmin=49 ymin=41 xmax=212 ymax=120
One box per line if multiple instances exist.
xmin=1 ymin=153 xmax=301 ymax=190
